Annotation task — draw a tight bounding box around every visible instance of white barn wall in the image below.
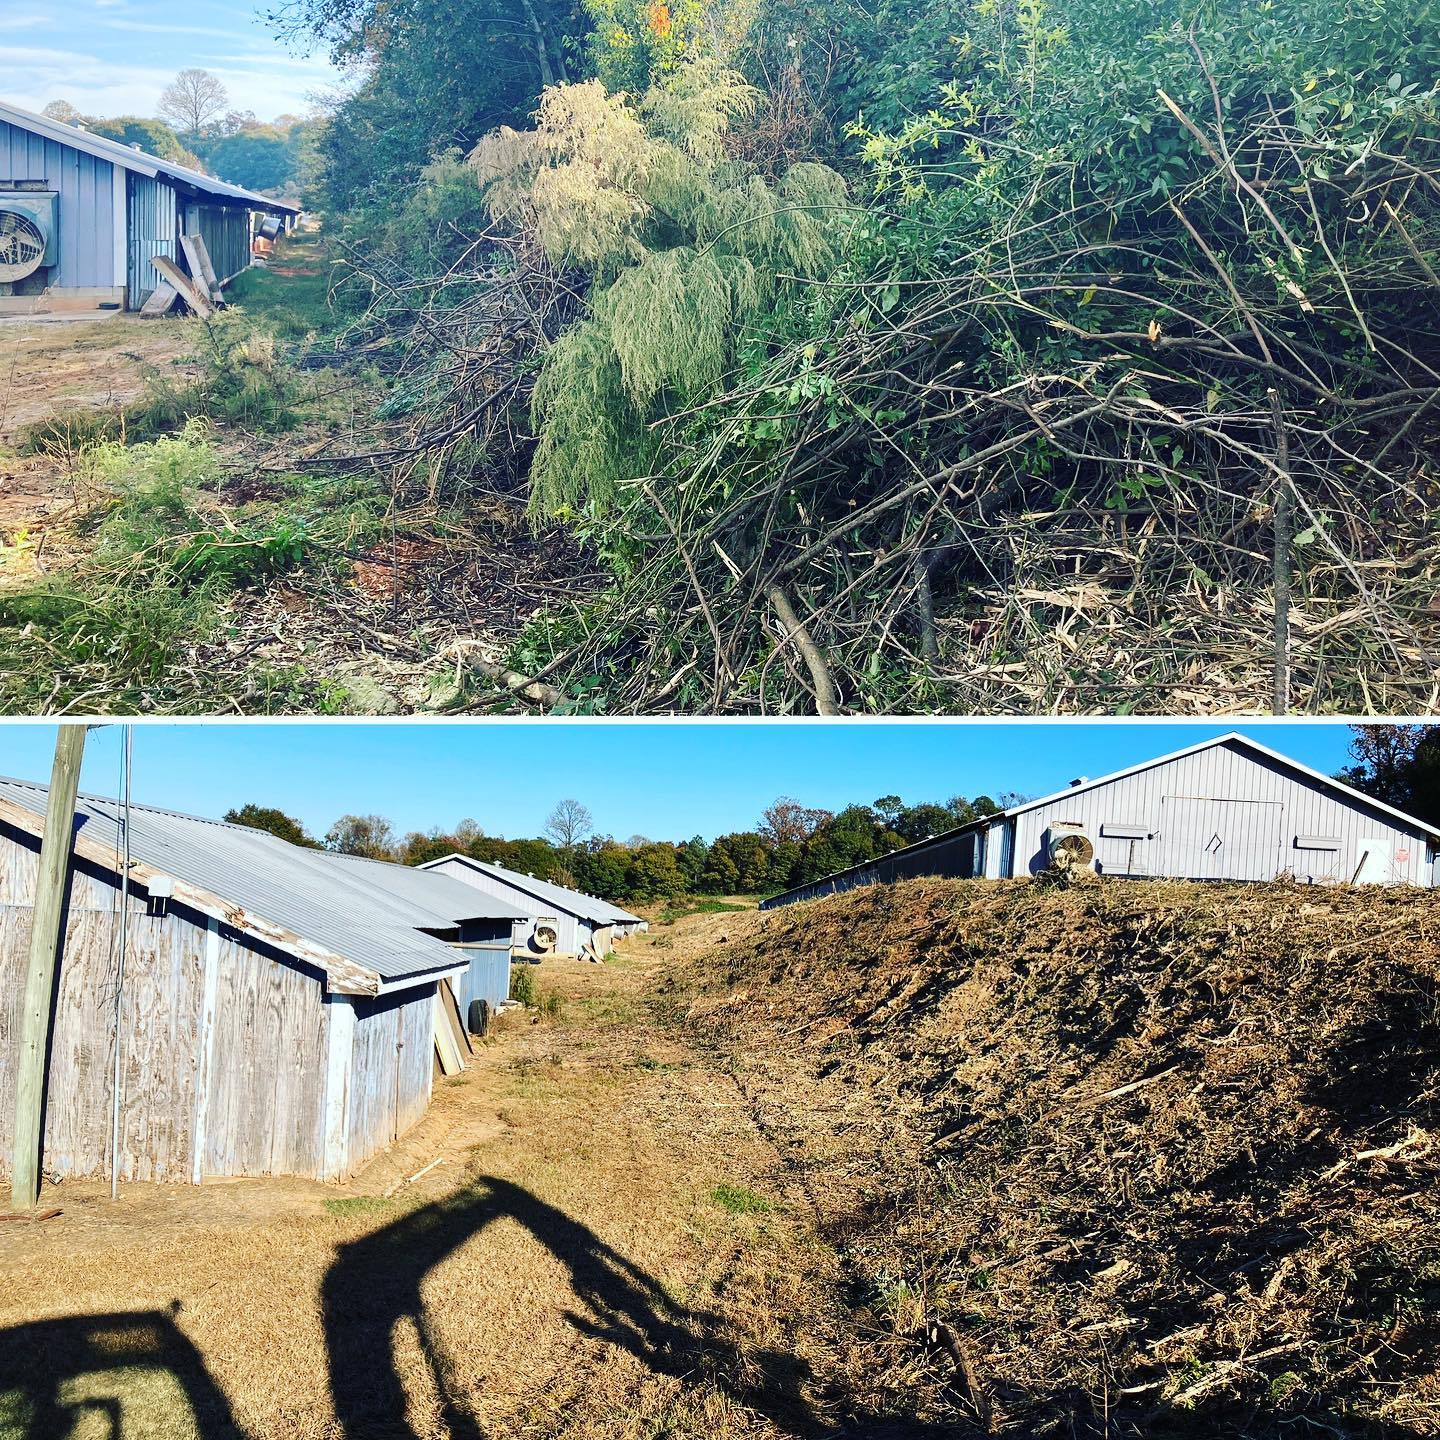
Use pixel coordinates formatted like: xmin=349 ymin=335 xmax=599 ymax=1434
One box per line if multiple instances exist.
xmin=763 ymin=736 xmax=1440 ymax=911
xmin=0 ymin=119 xmax=120 ymax=297
xmin=426 ymin=858 xmax=583 ymax=954
xmin=1013 ymin=741 xmax=1435 ymax=885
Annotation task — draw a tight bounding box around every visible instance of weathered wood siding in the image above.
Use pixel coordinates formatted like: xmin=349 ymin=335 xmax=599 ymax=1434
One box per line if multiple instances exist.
xmin=202 ymin=928 xmax=329 ymax=1179
xmin=344 ymin=986 xmax=436 ymax=1170
xmin=0 ymin=819 xmax=437 ymax=1184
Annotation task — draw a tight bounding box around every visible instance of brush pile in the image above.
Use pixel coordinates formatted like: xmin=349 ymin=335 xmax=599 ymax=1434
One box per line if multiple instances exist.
xmin=697 ymin=878 xmax=1440 ymax=1436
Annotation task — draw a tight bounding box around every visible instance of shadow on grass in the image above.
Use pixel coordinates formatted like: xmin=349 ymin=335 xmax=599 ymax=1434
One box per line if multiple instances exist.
xmin=0 ymin=1306 xmax=242 ymax=1439
xmin=321 ymin=1173 xmax=826 ymax=1439
xmin=0 ymin=1175 xmax=874 ymax=1439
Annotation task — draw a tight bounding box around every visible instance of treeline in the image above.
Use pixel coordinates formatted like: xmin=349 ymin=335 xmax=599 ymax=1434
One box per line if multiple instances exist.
xmin=40 ymin=71 xmax=314 ymax=199
xmin=224 ymin=789 xmax=1014 ymax=902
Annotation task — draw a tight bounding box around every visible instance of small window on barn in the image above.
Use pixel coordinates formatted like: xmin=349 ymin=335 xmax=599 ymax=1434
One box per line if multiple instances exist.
xmin=1100 ymin=823 xmax=1151 ymax=840
xmin=1294 ymin=835 xmax=1341 ymax=851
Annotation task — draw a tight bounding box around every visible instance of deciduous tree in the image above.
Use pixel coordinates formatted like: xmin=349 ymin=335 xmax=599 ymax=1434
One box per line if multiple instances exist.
xmin=158 ymin=69 xmax=230 ymax=141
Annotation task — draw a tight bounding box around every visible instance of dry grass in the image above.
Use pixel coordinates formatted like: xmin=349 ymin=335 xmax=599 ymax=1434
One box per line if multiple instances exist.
xmin=0 ymin=940 xmax=845 ymax=1440
xmin=687 ymin=877 xmax=1440 ymax=1437
xmin=6 ymin=884 xmax=1433 ymax=1439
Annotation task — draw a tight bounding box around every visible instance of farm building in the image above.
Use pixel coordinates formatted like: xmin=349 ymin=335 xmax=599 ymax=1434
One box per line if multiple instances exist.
xmin=0 ymin=99 xmax=299 ymax=314
xmin=763 ymin=732 xmax=1440 ymax=909
xmin=421 ymin=855 xmax=646 ymax=959
xmin=0 ymin=775 xmax=528 ymax=1185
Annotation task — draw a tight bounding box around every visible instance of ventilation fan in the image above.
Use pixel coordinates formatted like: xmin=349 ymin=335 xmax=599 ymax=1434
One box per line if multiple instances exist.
xmin=1047 ymin=824 xmax=1096 ymax=874
xmin=0 ymin=193 xmax=58 ymax=284
xmin=532 ymin=919 xmax=559 ymax=954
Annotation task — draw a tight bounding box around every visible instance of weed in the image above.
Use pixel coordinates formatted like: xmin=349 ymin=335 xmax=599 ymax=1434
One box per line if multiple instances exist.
xmin=0 ymin=580 xmax=218 ymax=712
xmin=710 ymin=1184 xmax=776 ymax=1215
xmin=510 ymin=964 xmax=539 ymax=1006
xmin=196 ymin=316 xmax=303 ymax=432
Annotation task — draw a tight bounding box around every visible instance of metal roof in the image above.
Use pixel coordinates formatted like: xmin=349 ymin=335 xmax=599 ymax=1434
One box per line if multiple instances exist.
xmin=0 ymin=775 xmax=521 ymax=986
xmin=421 ymin=854 xmax=643 ymax=925
xmin=760 ymin=732 xmax=1440 ymax=907
xmin=0 ymin=99 xmax=302 ymax=215
xmin=321 ymin=852 xmax=532 ymax=925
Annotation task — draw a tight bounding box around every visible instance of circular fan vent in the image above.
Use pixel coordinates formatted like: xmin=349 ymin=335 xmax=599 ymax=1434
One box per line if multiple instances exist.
xmin=1049 ymin=831 xmax=1095 ymax=871
xmin=0 ymin=210 xmax=46 ymax=283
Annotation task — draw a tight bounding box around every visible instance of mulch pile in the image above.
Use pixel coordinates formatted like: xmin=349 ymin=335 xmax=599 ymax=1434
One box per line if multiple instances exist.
xmin=692 ymin=878 xmax=1440 ymax=1438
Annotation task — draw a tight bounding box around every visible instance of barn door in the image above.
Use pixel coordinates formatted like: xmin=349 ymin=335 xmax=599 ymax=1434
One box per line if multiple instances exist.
xmin=125 ymin=175 xmax=177 ymax=308
xmin=1160 ymin=796 xmax=1282 ymax=881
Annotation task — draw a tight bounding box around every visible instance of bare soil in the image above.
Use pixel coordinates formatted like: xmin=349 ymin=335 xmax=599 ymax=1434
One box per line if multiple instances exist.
xmin=0 ymin=315 xmax=198 ymax=533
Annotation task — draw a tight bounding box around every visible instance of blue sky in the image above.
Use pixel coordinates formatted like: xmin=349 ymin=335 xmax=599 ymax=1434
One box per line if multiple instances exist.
xmin=0 ymin=721 xmax=1379 ymax=845
xmin=2 ymin=0 xmax=342 ymax=122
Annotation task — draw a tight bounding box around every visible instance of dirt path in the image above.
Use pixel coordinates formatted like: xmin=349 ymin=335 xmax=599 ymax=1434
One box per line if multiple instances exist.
xmin=0 ymin=920 xmax=865 ymax=1440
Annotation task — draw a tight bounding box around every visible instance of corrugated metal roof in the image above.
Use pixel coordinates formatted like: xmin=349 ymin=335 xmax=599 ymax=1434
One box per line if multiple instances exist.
xmin=0 ymin=775 xmax=520 ymax=984
xmin=321 ymin=852 xmax=531 ymax=924
xmin=0 ymin=99 xmax=302 ymax=215
xmin=421 ymin=854 xmax=643 ymax=925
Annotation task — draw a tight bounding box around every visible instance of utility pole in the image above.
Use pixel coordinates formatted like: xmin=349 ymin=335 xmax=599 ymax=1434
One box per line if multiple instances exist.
xmin=9 ymin=724 xmax=87 ymax=1212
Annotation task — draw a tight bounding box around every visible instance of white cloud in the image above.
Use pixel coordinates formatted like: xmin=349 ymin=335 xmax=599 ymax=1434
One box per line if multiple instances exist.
xmin=3 ymin=39 xmax=339 ymax=120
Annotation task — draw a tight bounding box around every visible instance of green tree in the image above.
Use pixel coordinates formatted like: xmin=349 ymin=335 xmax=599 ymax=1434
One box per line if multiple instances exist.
xmin=207 ymin=131 xmax=297 ymax=192
xmin=678 ymin=835 xmax=710 ymax=890
xmin=626 ymin=842 xmax=686 ymax=898
xmin=280 ymin=0 xmax=586 ymax=222
xmin=224 ymin=803 xmax=315 ymax=847
xmin=324 ymin=813 xmax=397 ymax=859
xmin=700 ymin=847 xmax=739 ymax=894
xmin=896 ymin=803 xmax=954 ymax=844
xmin=1338 ymin=725 xmax=1440 ymax=827
xmin=86 ymin=117 xmax=191 ymax=164
xmin=577 ymin=840 xmax=631 ymax=899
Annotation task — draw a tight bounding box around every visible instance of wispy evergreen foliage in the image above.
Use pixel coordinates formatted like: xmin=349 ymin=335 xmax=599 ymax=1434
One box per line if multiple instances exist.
xmin=471 ymin=59 xmax=850 ymax=515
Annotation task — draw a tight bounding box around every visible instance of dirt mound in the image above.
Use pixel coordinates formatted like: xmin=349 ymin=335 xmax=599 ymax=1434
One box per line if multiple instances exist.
xmin=689 ymin=878 xmax=1440 ymax=1437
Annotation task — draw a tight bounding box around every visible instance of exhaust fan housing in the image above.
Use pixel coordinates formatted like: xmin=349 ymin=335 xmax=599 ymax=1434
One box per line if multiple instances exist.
xmin=1047 ymin=822 xmax=1096 ymax=874
xmin=0 ymin=192 xmax=58 ymax=284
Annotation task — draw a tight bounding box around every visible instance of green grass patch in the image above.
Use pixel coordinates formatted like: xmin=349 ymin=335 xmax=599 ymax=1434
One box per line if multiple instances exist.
xmin=226 ymin=233 xmax=359 ymax=345
xmin=323 ymin=1195 xmax=394 ymax=1218
xmin=0 ymin=423 xmax=392 ymax=713
xmin=710 ymin=1183 xmax=776 ymax=1215
xmin=656 ymin=898 xmax=754 ymax=925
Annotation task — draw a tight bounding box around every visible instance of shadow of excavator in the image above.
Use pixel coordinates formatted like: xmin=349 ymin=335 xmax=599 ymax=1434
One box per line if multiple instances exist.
xmin=4 ymin=1174 xmax=1424 ymax=1440
xmin=0 ymin=1176 xmax=831 ymax=1440
xmin=0 ymin=1305 xmax=243 ymax=1439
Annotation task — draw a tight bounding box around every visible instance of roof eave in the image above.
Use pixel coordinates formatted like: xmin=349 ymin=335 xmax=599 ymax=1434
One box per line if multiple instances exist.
xmin=0 ymin=793 xmax=384 ymax=996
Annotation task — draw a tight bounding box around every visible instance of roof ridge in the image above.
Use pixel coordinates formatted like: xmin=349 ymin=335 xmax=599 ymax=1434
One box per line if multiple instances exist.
xmin=0 ymin=770 xmax=306 ymax=840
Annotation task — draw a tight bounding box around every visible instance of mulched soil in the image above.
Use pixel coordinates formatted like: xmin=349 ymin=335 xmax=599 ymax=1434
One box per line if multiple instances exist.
xmin=684 ymin=878 xmax=1440 ymax=1438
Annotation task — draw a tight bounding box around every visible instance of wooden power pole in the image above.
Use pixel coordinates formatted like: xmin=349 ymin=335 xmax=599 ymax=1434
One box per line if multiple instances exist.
xmin=9 ymin=724 xmax=87 ymax=1211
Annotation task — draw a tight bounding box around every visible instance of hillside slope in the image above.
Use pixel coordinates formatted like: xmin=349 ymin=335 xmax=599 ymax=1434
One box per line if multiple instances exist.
xmin=687 ymin=879 xmax=1440 ymax=1437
